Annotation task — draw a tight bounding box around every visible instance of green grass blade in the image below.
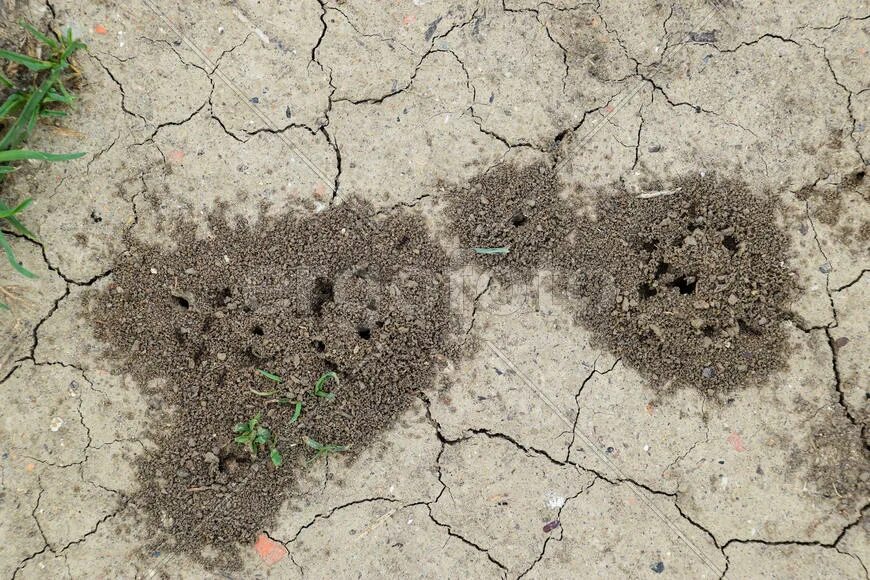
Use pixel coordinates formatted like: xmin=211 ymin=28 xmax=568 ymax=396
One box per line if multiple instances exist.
xmin=0 ymin=149 xmax=85 ymax=163
xmin=0 ymin=198 xmax=32 ymax=218
xmin=0 ymin=93 xmax=26 ymax=119
xmin=0 ymin=205 xmax=37 ymax=240
xmin=0 ymin=301 xmax=8 ymax=310
xmin=44 ymin=90 xmax=74 ymax=104
xmin=39 ymin=109 xmax=67 ymax=118
xmin=0 ymin=233 xmax=36 ymax=278
xmin=0 ymin=71 xmax=13 ymax=88
xmin=474 ymin=247 xmax=510 ymax=255
xmin=0 ymin=66 xmax=61 ymax=151
xmin=270 ymin=448 xmax=283 ymax=467
xmin=60 ymin=38 xmax=86 ymax=63
xmin=19 ymin=21 xmax=59 ymax=49
xmin=314 ymin=371 xmax=338 ymax=399
xmin=256 ymin=368 xmax=282 ymax=382
xmin=0 ymin=166 xmax=17 ymax=175
xmin=289 ymin=402 xmax=302 ymax=423
xmin=0 ymin=49 xmax=53 ymax=71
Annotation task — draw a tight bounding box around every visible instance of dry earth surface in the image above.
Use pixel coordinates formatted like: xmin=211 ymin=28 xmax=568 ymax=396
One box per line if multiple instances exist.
xmin=1 ymin=0 xmax=869 ymax=578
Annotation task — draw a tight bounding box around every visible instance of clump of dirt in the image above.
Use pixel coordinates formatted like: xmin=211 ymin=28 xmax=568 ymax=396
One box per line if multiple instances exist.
xmin=564 ymin=174 xmax=797 ymax=392
xmin=87 ymin=201 xmax=457 ymax=567
xmin=796 ymin=169 xmax=869 ymax=241
xmin=441 ymin=162 xmax=575 ymax=280
xmin=792 ymin=416 xmax=870 ymax=511
xmin=445 ymin=163 xmax=797 ymax=392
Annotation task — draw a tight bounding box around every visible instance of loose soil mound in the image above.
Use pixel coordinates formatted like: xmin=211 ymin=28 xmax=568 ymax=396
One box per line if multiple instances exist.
xmin=88 ymin=202 xmax=456 ymax=567
xmin=564 ymin=173 xmax=797 ymax=392
xmin=446 ymin=164 xmax=797 ymax=392
xmin=442 ymin=163 xmax=573 ymax=281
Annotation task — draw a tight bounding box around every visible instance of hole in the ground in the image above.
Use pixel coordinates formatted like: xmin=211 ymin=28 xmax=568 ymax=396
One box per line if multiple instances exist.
xmin=218 ymin=449 xmax=252 ymax=475
xmin=311 ymin=277 xmax=334 ymax=315
xmin=171 ymin=294 xmax=190 ymax=310
xmin=357 ymin=325 xmax=371 ymax=340
xmin=252 ymin=325 xmax=264 ymax=336
xmin=737 ymin=318 xmax=761 ymax=336
xmin=669 ymin=275 xmax=697 ymax=294
xmin=214 ymin=287 xmax=232 ymax=306
xmin=654 ymin=261 xmax=670 ymax=279
xmin=510 ymin=211 xmax=527 ymax=227
xmin=702 ymin=324 xmax=717 ymax=337
xmin=855 ymin=170 xmax=865 ymax=182
xmin=174 ymin=329 xmax=187 ymax=345
xmin=311 ymin=339 xmax=326 ymax=353
xmin=245 ymin=345 xmax=268 ymax=361
xmin=375 ymin=320 xmax=385 ymax=328
xmin=641 ymin=238 xmax=659 ymax=253
xmin=722 ymin=235 xmax=739 ymax=253
xmin=638 ymin=282 xmax=658 ymax=299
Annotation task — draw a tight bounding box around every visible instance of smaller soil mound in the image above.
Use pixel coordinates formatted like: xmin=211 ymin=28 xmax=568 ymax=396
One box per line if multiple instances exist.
xmin=441 ymin=162 xmax=575 ymax=280
xmin=445 ymin=164 xmax=796 ymax=392
xmin=565 ymin=174 xmax=796 ymax=392
xmin=88 ymin=202 xmax=456 ymax=568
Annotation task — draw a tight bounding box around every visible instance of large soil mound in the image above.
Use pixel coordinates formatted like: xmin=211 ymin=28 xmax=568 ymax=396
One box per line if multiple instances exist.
xmin=89 ymin=202 xmax=456 ymax=566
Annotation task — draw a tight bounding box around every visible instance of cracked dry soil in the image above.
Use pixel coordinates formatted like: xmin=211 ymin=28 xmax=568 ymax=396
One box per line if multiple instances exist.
xmin=3 ymin=0 xmax=870 ymax=578
xmin=84 ymin=159 xmax=841 ymax=569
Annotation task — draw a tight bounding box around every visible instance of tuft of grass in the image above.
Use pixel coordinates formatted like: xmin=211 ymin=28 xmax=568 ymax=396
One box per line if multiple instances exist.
xmin=474 ymin=247 xmax=510 ymax=254
xmin=313 ymin=371 xmax=338 ymax=400
xmin=233 ymin=412 xmax=282 ymax=468
xmin=303 ymin=436 xmax=348 ymax=464
xmin=0 ymin=23 xmax=86 ymax=309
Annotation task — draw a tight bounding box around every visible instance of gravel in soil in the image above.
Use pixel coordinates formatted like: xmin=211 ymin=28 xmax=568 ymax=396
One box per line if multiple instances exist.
xmin=87 ymin=202 xmax=458 ymax=568
xmin=445 ymin=163 xmax=798 ymax=393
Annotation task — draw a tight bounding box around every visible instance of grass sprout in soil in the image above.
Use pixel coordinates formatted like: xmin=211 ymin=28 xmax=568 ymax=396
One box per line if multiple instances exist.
xmin=87 ymin=201 xmax=457 ymax=568
xmin=446 ymin=163 xmax=797 ymax=393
